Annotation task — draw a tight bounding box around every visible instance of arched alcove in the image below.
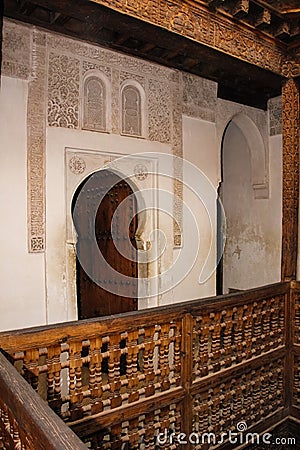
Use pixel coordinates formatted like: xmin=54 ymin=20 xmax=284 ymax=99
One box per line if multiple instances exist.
xmin=218 ymin=114 xmax=280 ymax=294
xmin=231 ymin=113 xmax=269 ymax=199
xmin=120 ymin=80 xmax=147 ymax=138
xmin=81 ymin=70 xmax=111 ymax=133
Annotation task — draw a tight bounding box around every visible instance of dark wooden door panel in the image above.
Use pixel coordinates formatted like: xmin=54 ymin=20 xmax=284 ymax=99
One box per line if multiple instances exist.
xmin=73 ymin=170 xmax=138 ymax=319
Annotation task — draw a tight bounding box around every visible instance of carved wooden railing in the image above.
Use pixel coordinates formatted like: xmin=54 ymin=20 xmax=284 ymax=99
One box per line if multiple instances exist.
xmin=0 ymin=282 xmax=292 ymax=449
xmin=290 ymin=281 xmax=300 ymax=422
xmin=0 ymin=351 xmax=87 ymax=450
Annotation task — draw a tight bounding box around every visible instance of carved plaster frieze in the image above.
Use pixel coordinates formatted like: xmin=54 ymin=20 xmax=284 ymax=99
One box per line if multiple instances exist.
xmin=1 ymin=19 xmax=31 ymax=80
xmin=27 ymin=29 xmax=47 ymax=252
xmin=268 ymin=96 xmax=282 ymax=136
xmin=47 ymin=52 xmax=80 ymax=128
xmin=46 ymin=33 xmax=174 ymax=82
xmin=148 ymin=78 xmax=172 ymax=144
xmin=111 ymin=68 xmax=120 ymax=134
xmin=172 ymin=75 xmax=183 ymax=246
xmin=69 ymin=155 xmax=86 ymax=175
xmin=45 ymin=31 xmax=183 ymax=244
xmin=3 ymin=18 xmax=219 ymax=254
xmin=120 ymin=71 xmax=146 ymax=88
xmin=82 ymin=60 xmax=112 ymax=79
xmin=183 ymin=72 xmax=217 ymax=122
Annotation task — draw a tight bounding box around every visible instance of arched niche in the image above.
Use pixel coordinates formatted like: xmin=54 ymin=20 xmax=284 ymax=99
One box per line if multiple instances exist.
xmin=223 ymin=113 xmax=269 ymax=199
xmin=81 ymin=70 xmax=111 ymax=133
xmin=120 ymin=80 xmax=147 ymax=138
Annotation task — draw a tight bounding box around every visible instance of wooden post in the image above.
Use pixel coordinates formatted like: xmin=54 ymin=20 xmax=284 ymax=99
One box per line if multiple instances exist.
xmin=0 ymin=0 xmax=3 ymax=84
xmin=281 ymin=77 xmax=300 ymax=281
xmin=181 ymin=313 xmax=193 ymax=449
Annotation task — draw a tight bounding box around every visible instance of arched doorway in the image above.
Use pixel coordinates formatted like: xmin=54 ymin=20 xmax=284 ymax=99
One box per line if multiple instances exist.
xmin=72 ymin=169 xmax=138 ymax=319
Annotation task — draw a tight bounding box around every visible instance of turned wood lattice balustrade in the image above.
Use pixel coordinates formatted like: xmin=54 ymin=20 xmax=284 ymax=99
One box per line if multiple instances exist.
xmin=0 ymin=281 xmax=299 ymax=449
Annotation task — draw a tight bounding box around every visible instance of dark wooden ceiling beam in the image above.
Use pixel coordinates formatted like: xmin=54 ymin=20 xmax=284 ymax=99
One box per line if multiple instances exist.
xmin=49 ymin=11 xmax=61 ymax=24
xmin=139 ymin=42 xmax=156 ymax=53
xmin=114 ymin=33 xmax=130 ymax=45
xmin=16 ymin=0 xmax=36 ymax=15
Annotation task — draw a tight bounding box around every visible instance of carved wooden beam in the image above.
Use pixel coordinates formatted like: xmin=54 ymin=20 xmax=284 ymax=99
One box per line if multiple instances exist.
xmin=255 ymin=8 xmax=271 ymax=28
xmin=89 ymin=0 xmax=286 ymax=76
xmin=49 ymin=11 xmax=61 ymax=25
xmin=275 ymin=22 xmax=290 ymax=39
xmin=281 ymin=78 xmax=300 ymax=281
xmin=207 ymin=0 xmax=226 ymax=10
xmin=140 ymin=42 xmax=156 ymax=53
xmin=232 ymin=0 xmax=249 ymax=19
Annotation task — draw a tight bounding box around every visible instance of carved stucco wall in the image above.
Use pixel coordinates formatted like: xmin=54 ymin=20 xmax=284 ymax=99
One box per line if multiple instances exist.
xmin=2 ymin=18 xmax=278 ymax=322
xmin=1 ymin=20 xmax=47 ymax=253
xmin=268 ymin=96 xmax=282 ymax=136
xmin=2 ymin=18 xmax=221 ymax=255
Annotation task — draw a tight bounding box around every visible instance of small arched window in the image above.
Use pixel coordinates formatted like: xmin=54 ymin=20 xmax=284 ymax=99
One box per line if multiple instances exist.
xmin=83 ymin=76 xmax=106 ymax=132
xmin=121 ymin=85 xmax=142 ymax=137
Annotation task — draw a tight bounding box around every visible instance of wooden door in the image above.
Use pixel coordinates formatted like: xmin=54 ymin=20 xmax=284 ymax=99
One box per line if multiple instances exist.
xmin=72 ymin=170 xmax=138 ymax=319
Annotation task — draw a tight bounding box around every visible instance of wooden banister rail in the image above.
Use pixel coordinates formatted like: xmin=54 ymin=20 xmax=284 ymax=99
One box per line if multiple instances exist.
xmin=0 ymin=281 xmax=293 ymax=449
xmin=0 ymin=351 xmax=87 ymax=450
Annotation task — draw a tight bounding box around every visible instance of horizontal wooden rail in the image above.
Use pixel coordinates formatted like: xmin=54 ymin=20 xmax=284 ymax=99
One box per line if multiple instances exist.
xmin=0 ymin=351 xmax=87 ymax=450
xmin=0 ymin=281 xmax=293 ymax=449
xmin=0 ymin=281 xmax=289 ymax=351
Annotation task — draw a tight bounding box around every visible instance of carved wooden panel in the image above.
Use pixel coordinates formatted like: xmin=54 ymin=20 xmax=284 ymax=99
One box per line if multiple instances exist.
xmin=80 ymin=402 xmax=182 ymax=449
xmin=192 ymin=295 xmax=285 ymax=380
xmin=294 ymin=289 xmax=300 ymax=346
xmin=293 ymin=355 xmax=300 ymax=410
xmin=6 ymin=319 xmax=182 ymax=423
xmin=281 ymin=78 xmax=300 ymax=280
xmin=192 ymin=358 xmax=284 ymax=438
xmin=91 ymin=0 xmax=284 ymax=75
xmin=0 ymin=399 xmax=28 ymax=450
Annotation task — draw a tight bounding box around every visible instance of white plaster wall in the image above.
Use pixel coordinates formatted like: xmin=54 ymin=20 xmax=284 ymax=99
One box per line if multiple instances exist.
xmin=222 ymin=122 xmax=282 ymax=292
xmin=0 ymin=77 xmax=46 ymax=331
xmin=172 ymin=115 xmax=219 ymax=302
